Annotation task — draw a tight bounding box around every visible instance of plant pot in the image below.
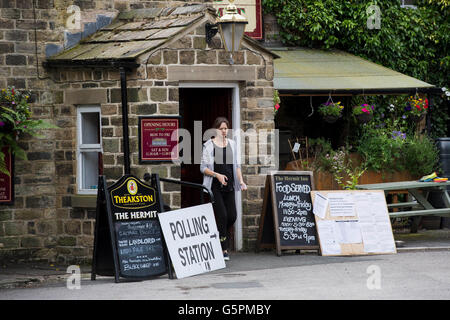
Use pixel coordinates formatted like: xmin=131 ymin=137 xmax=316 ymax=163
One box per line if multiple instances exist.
xmin=322 ymin=115 xmax=340 ymax=124
xmin=355 ymin=112 xmax=373 ymax=124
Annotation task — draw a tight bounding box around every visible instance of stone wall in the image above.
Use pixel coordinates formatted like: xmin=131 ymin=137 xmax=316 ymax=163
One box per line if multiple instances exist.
xmin=0 ymin=0 xmax=276 ymax=264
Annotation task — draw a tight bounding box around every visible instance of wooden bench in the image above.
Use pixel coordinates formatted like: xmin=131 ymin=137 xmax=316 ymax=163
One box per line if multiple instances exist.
xmin=356 ymin=180 xmax=450 ymax=232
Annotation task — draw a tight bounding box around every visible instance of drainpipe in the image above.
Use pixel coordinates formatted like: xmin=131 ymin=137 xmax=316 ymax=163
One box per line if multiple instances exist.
xmin=426 ymin=94 xmax=433 ymax=135
xmin=120 ymin=67 xmax=131 ymax=175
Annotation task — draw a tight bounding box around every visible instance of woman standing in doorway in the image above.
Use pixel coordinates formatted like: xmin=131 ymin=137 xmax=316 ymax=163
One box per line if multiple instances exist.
xmin=200 ymin=117 xmax=247 ymax=261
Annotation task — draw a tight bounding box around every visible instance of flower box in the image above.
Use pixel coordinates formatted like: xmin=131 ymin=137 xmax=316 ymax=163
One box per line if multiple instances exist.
xmin=285 ymin=157 xmax=417 ymax=190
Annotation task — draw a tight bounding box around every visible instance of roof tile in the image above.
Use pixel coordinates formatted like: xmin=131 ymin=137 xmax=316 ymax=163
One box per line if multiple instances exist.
xmin=47 ymin=4 xmax=207 ymax=63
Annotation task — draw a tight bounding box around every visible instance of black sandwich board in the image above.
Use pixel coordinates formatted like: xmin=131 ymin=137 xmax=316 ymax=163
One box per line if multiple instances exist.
xmin=256 ymin=171 xmax=319 ymax=256
xmin=91 ymin=174 xmax=173 ymax=282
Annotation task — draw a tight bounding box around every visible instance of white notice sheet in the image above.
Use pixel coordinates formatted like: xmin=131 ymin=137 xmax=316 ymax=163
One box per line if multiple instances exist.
xmin=334 ymin=220 xmax=363 ymax=244
xmin=328 ymin=193 xmax=356 ymax=217
xmin=316 ymin=220 xmax=341 ymax=255
xmin=360 ymin=223 xmax=380 ymax=252
xmin=313 ymin=193 xmax=328 ymax=219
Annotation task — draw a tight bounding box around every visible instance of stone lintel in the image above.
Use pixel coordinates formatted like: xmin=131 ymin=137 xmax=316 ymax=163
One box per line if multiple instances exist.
xmin=65 ymin=89 xmax=107 ymax=105
xmin=168 ymin=65 xmax=255 ymax=81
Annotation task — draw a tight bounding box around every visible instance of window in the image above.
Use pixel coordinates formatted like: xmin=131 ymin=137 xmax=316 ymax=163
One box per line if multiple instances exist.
xmin=401 ymin=0 xmax=417 ymax=8
xmin=77 ymin=105 xmax=103 ymax=194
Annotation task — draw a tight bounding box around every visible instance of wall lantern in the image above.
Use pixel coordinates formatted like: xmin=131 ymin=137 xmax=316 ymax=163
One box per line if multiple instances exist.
xmin=205 ymin=0 xmax=248 ymax=64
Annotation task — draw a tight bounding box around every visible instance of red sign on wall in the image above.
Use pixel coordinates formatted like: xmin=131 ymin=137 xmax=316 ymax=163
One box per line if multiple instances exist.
xmin=0 ymin=147 xmax=13 ymax=204
xmin=139 ymin=116 xmax=181 ymax=162
xmin=214 ymin=0 xmax=263 ymax=40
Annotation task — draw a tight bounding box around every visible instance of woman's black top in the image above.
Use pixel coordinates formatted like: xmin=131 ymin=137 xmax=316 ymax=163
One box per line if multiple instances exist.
xmin=212 ymin=143 xmax=234 ymax=192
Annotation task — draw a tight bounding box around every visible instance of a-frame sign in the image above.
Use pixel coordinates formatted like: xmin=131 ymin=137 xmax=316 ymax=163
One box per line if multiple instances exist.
xmin=91 ymin=174 xmax=173 ymax=282
xmin=256 ymin=171 xmax=319 ymax=256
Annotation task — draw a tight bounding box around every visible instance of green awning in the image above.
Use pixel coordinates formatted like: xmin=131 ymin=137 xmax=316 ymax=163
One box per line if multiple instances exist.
xmin=273 ymin=47 xmax=436 ymax=94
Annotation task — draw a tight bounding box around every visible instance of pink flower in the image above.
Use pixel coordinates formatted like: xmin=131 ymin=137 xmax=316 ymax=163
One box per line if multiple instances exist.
xmin=361 ymin=108 xmax=370 ymax=113
xmin=275 ymin=104 xmax=280 ymax=110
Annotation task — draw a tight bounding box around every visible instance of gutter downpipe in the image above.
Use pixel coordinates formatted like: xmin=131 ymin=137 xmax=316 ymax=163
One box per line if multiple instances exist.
xmin=120 ymin=67 xmax=131 ymax=175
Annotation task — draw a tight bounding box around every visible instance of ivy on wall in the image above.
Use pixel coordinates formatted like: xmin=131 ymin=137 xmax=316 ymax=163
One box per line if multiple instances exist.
xmin=263 ymin=0 xmax=449 ymax=137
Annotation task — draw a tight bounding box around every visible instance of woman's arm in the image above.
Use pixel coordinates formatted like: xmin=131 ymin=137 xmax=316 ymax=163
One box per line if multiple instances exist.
xmin=236 ymin=167 xmax=247 ymax=190
xmin=204 ymin=168 xmax=228 ymax=186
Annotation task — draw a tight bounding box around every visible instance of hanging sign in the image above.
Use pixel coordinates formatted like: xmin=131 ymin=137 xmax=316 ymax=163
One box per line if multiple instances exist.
xmin=139 ymin=116 xmax=181 ymax=163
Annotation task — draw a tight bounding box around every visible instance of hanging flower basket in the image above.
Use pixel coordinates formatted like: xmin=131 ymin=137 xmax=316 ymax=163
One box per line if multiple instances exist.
xmin=0 ymin=87 xmax=58 ymax=176
xmin=318 ymin=99 xmax=344 ymax=124
xmin=404 ymin=96 xmax=427 ymax=122
xmin=355 ymin=112 xmax=373 ymax=124
xmin=409 ymin=113 xmax=426 ymax=123
xmin=352 ymin=104 xmax=374 ymax=124
xmin=0 ymin=120 xmax=14 ymax=133
xmin=323 ymin=114 xmax=341 ymax=124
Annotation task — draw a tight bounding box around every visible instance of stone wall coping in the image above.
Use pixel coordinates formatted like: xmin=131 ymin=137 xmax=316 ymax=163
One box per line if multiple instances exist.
xmin=71 ymin=195 xmax=97 ymax=208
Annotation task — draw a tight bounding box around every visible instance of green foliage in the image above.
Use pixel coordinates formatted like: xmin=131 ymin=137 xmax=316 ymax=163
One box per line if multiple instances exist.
xmin=401 ymin=135 xmax=440 ymax=177
xmin=325 ymin=146 xmax=366 ymax=190
xmin=357 ymin=125 xmax=407 ymax=172
xmin=0 ymin=87 xmax=58 ymax=175
xmin=263 ymin=0 xmax=450 ymax=137
xmin=308 ymin=137 xmax=334 ymax=170
xmin=356 ymin=124 xmax=439 ymax=176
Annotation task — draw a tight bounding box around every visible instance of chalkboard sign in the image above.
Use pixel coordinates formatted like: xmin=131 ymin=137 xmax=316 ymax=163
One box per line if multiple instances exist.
xmin=91 ymin=174 xmax=173 ymax=282
xmin=256 ymin=171 xmax=319 ymax=256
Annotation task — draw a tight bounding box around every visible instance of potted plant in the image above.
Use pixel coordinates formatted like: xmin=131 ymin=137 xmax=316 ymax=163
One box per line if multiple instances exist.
xmin=404 ymin=95 xmax=428 ymax=122
xmin=0 ymin=87 xmax=57 ymax=175
xmin=318 ymin=100 xmax=344 ymax=123
xmin=352 ymin=103 xmax=374 ymax=124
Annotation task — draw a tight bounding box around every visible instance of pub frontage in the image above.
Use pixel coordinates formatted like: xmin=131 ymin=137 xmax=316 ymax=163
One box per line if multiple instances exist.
xmin=0 ymin=1 xmax=279 ymax=264
xmin=0 ymin=0 xmax=445 ymax=265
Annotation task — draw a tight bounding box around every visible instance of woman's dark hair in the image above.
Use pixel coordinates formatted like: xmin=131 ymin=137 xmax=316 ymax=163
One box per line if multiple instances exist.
xmin=212 ymin=117 xmax=230 ymax=129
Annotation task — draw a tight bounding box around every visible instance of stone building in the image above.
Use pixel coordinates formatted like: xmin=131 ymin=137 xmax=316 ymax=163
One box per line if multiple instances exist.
xmin=0 ymin=0 xmax=278 ymax=264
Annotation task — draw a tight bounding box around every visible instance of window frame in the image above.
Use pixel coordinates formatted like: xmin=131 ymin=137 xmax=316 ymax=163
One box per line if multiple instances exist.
xmin=401 ymin=0 xmax=417 ymax=9
xmin=76 ymin=105 xmax=103 ymax=195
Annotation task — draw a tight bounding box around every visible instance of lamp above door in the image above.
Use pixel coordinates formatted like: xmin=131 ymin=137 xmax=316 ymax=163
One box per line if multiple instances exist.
xmin=205 ymin=0 xmax=248 ymax=64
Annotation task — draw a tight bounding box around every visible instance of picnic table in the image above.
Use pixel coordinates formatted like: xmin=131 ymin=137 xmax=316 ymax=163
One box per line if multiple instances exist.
xmin=355 ymin=180 xmax=450 ymax=232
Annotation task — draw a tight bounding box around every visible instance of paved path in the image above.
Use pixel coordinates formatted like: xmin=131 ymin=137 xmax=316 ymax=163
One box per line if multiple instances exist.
xmin=1 ymin=250 xmax=450 ymax=300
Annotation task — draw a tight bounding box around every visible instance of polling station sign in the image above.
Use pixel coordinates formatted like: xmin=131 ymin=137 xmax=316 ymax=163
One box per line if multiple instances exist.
xmin=158 ymin=203 xmax=225 ymax=279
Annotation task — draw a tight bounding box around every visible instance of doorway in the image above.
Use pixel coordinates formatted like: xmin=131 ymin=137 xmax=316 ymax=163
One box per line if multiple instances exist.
xmin=179 ymin=87 xmax=232 ymax=208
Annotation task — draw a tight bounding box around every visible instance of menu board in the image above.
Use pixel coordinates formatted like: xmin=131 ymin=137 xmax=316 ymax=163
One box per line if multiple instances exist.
xmin=115 ymin=220 xmax=166 ymax=277
xmin=257 ymin=171 xmax=319 ymax=256
xmin=139 ymin=116 xmax=181 ymax=162
xmin=91 ymin=175 xmax=173 ymax=282
xmin=311 ymin=190 xmax=397 ymax=256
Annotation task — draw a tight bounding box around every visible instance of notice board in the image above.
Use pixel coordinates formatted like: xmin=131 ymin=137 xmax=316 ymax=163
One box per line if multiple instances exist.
xmin=139 ymin=116 xmax=181 ymax=163
xmin=311 ymin=190 xmax=397 ymax=256
xmin=158 ymin=203 xmax=225 ymax=279
xmin=0 ymin=147 xmax=13 ymax=204
xmin=91 ymin=174 xmax=173 ymax=282
xmin=256 ymin=171 xmax=319 ymax=256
